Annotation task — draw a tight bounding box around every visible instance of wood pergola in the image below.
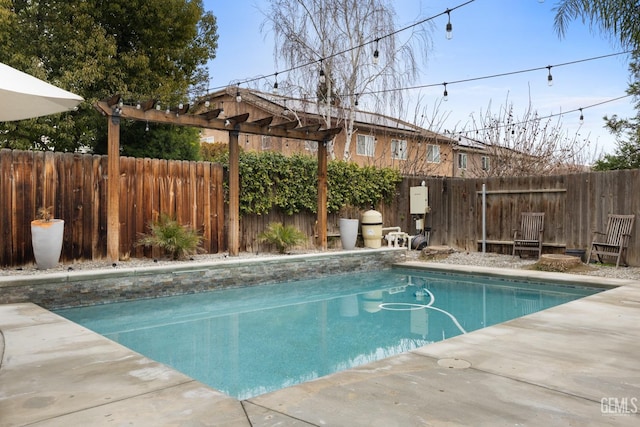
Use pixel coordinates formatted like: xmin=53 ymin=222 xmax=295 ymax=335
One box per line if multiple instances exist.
xmin=95 ymin=96 xmax=341 ymax=261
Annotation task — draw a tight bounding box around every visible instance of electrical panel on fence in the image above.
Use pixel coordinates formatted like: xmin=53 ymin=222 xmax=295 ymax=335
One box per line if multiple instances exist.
xmin=410 ymin=186 xmax=429 ymax=215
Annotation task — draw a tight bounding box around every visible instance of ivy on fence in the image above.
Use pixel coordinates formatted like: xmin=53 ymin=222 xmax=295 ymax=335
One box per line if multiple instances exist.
xmin=205 ymin=147 xmax=401 ymax=215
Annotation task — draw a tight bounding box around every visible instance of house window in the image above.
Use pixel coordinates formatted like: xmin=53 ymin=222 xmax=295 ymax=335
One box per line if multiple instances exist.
xmin=481 ymin=156 xmax=490 ymax=171
xmin=356 ymin=134 xmax=376 ymax=157
xmin=261 ymin=135 xmax=271 ymax=150
xmin=426 ymin=144 xmax=440 ymax=163
xmin=391 ymin=139 xmax=407 ymax=160
xmin=458 ymin=153 xmax=468 ymax=169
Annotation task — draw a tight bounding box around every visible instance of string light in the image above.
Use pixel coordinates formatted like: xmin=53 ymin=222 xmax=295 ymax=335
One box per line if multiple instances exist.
xmin=373 ymin=39 xmax=379 ymax=65
xmin=155 ymin=103 xmax=161 ymax=111
xmin=579 ymin=108 xmax=584 ymax=124
xmin=136 ymin=101 xmax=141 ymax=110
xmin=443 ymin=83 xmax=448 ymax=101
xmin=445 ymin=10 xmax=453 ymax=40
xmin=235 ymin=87 xmax=242 ymax=102
xmin=319 ymin=60 xmax=326 ymax=84
xmin=547 ymin=65 xmax=553 ymax=86
xmin=273 ymin=72 xmax=279 ymax=94
xmin=458 ymin=94 xmax=629 ymax=137
xmin=204 ymin=100 xmax=210 ymax=108
xmin=145 ymin=121 xmax=149 ymax=132
xmin=209 ymin=0 xmax=477 ymax=91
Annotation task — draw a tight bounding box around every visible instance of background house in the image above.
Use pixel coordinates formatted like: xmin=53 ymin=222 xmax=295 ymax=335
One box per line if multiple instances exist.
xmin=199 ymin=87 xmax=492 ymax=177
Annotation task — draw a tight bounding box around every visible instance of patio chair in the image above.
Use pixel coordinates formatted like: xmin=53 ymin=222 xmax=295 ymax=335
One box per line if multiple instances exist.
xmin=512 ymin=212 xmax=545 ymax=258
xmin=587 ymin=214 xmax=635 ymax=268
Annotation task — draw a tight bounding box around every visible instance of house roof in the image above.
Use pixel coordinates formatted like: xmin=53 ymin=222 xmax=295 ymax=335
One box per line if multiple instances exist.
xmin=203 ymin=87 xmax=453 ymax=143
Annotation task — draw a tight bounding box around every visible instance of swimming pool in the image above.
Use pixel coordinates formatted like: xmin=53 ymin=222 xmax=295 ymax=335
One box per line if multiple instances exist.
xmin=55 ymin=267 xmax=601 ymax=399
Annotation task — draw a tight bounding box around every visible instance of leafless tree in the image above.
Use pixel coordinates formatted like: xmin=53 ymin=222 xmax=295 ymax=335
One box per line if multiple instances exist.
xmin=261 ymin=0 xmax=431 ymax=161
xmin=463 ymin=95 xmax=597 ymax=177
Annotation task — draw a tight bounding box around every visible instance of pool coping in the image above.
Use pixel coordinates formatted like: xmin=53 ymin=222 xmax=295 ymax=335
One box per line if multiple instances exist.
xmin=2 ymin=259 xmax=640 ymax=425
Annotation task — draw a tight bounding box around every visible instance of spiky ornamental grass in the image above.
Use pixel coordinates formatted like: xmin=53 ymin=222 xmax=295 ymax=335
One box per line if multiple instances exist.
xmin=137 ymin=214 xmax=203 ymax=260
xmin=258 ymin=222 xmax=307 ymax=254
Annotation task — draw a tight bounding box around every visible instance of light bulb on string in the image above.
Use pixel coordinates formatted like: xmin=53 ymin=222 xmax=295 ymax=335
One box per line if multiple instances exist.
xmin=235 ymin=86 xmax=242 ymax=103
xmin=145 ymin=121 xmax=149 ymax=132
xmin=579 ymin=108 xmax=584 ymax=124
xmin=445 ymin=10 xmax=453 ymax=40
xmin=273 ymin=73 xmax=279 ymax=94
xmin=156 ymin=103 xmax=161 ymax=111
xmin=443 ymin=83 xmax=448 ymax=101
xmin=319 ymin=59 xmax=326 ymax=84
xmin=204 ymin=99 xmax=210 ymax=108
xmin=373 ymin=39 xmax=379 ymax=65
xmin=547 ymin=66 xmax=553 ymax=86
xmin=136 ymin=101 xmax=141 ymax=110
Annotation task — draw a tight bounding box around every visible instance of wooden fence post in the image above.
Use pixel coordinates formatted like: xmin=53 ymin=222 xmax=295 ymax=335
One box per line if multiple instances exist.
xmin=107 ymin=114 xmax=120 ymax=262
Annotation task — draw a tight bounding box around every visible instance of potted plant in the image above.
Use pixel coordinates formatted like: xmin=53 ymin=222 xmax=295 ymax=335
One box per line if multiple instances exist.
xmin=338 ymin=205 xmax=360 ymax=250
xmin=31 ymin=206 xmax=65 ymax=269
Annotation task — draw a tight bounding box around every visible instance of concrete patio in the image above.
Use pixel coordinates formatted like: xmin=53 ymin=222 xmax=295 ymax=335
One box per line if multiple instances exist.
xmin=1 ymin=263 xmax=639 ymax=426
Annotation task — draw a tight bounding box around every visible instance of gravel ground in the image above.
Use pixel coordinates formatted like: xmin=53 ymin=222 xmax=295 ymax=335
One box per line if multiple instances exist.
xmin=3 ymin=248 xmax=640 ymax=281
xmin=411 ymin=250 xmax=640 ymax=281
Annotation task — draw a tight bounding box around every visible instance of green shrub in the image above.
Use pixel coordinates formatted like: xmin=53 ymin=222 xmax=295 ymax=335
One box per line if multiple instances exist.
xmin=136 ymin=214 xmax=203 ymax=260
xmin=258 ymin=222 xmax=307 ymax=254
xmin=212 ymin=151 xmax=402 ymax=216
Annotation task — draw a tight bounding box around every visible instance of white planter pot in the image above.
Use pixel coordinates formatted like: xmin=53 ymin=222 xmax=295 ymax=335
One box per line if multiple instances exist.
xmin=31 ymin=219 xmax=64 ymax=269
xmin=339 ymin=218 xmax=359 ymax=250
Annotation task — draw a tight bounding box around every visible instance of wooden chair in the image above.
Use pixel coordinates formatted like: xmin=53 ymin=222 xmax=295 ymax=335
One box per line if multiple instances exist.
xmin=512 ymin=212 xmax=545 ymax=258
xmin=587 ymin=214 xmax=635 ymax=268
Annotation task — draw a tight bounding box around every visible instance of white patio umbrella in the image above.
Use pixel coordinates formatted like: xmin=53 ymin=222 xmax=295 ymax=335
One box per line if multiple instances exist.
xmin=0 ymin=62 xmax=84 ymax=121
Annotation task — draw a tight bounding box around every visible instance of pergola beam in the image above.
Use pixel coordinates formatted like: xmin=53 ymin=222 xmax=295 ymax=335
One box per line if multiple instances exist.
xmin=95 ymin=102 xmax=341 ymax=141
xmin=95 ymin=99 xmax=341 ymax=260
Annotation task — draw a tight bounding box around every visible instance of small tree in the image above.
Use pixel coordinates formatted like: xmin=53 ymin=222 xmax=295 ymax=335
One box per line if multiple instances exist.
xmin=466 ymin=95 xmax=594 ymax=177
xmin=261 ymin=0 xmax=431 ymax=161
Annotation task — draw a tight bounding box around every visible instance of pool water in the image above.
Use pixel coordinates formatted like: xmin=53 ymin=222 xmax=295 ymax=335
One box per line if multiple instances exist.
xmin=55 ymin=268 xmax=601 ymax=399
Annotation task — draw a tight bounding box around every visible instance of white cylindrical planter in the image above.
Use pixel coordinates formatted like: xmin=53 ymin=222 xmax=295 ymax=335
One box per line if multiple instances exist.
xmin=339 ymin=218 xmax=359 ymax=250
xmin=31 ymin=219 xmax=64 ymax=269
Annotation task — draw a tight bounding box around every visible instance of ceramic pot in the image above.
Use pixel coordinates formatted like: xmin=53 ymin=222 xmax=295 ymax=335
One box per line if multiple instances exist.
xmin=339 ymin=218 xmax=359 ymax=250
xmin=31 ymin=219 xmax=64 ymax=269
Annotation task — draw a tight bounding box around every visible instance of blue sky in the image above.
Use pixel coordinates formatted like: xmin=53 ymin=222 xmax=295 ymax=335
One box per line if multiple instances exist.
xmin=203 ymin=0 xmax=635 ymax=156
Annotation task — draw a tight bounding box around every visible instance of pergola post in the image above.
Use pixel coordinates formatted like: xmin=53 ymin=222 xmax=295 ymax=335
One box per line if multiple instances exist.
xmin=107 ymin=114 xmax=121 ymax=262
xmin=228 ymin=130 xmax=240 ymax=256
xmin=317 ymin=140 xmax=328 ymax=250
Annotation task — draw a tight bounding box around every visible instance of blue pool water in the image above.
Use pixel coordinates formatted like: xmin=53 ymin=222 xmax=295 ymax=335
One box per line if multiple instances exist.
xmin=55 ymin=268 xmax=601 ymax=399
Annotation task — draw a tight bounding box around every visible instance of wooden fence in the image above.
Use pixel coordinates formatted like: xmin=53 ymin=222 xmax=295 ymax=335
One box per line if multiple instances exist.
xmin=387 ymin=171 xmax=640 ymax=265
xmin=0 ymin=149 xmax=224 ymax=266
xmin=237 ymin=170 xmax=640 ymax=265
xmin=2 ymin=148 xmax=639 ymax=267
